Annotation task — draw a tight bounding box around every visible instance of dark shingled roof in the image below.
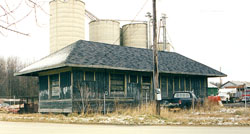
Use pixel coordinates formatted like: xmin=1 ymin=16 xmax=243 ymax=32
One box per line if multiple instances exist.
xmin=16 ymin=40 xmax=226 ymax=77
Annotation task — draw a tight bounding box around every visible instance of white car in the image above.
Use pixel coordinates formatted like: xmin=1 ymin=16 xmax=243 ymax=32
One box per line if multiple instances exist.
xmin=218 ymin=92 xmax=230 ymax=102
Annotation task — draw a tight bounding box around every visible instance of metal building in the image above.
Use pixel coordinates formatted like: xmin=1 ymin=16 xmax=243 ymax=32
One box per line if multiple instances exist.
xmin=122 ymin=23 xmax=147 ymax=48
xmin=89 ymin=20 xmax=120 ymax=45
xmin=50 ymin=0 xmax=85 ymax=53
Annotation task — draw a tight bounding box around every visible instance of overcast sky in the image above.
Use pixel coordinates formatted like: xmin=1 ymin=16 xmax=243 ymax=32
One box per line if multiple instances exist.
xmin=0 ymin=0 xmax=250 ymax=83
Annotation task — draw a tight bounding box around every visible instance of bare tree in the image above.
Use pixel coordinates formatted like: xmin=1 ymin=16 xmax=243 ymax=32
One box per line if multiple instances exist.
xmin=0 ymin=56 xmax=38 ymax=98
xmin=76 ymin=81 xmax=91 ymax=113
xmin=0 ymin=0 xmax=48 ymax=36
xmin=0 ymin=57 xmax=7 ymax=97
xmin=6 ymin=57 xmax=21 ymax=97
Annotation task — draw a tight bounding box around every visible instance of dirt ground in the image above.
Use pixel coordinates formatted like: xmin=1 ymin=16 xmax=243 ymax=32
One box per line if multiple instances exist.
xmin=0 ymin=105 xmax=250 ymax=126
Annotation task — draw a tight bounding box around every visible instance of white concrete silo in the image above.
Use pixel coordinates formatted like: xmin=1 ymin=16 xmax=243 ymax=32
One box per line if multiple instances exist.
xmin=50 ymin=0 xmax=85 ymax=53
xmin=89 ymin=20 xmax=120 ymax=45
xmin=122 ymin=23 xmax=147 ymax=49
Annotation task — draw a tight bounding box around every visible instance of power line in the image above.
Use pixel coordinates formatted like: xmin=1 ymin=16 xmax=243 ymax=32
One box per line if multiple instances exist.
xmin=112 ymin=0 xmax=149 ymax=45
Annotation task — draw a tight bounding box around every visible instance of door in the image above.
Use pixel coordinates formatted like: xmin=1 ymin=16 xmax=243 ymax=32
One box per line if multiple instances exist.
xmin=141 ymin=76 xmax=151 ymax=104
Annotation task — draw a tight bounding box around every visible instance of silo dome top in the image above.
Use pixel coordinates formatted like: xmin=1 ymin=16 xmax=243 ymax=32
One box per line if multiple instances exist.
xmin=50 ymin=0 xmax=85 ymax=4
xmin=89 ymin=19 xmax=120 ymax=24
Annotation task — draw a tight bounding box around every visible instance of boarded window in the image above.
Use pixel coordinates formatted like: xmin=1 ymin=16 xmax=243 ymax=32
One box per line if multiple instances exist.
xmin=142 ymin=76 xmax=151 ymax=84
xmin=39 ymin=76 xmax=48 ymax=100
xmin=60 ymin=72 xmax=71 ymax=99
xmin=60 ymin=72 xmax=71 ymax=88
xmin=130 ymin=75 xmax=137 ymax=83
xmin=50 ymin=74 xmax=60 ymax=99
xmin=85 ymin=72 xmax=95 ymax=81
xmin=110 ymin=74 xmax=124 ymax=92
xmin=39 ymin=76 xmax=48 ymax=91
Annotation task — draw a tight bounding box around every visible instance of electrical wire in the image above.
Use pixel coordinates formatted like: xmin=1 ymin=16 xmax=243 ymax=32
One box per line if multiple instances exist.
xmin=165 ymin=27 xmax=175 ymax=51
xmin=112 ymin=0 xmax=149 ymax=45
xmin=157 ymin=20 xmax=161 ymax=45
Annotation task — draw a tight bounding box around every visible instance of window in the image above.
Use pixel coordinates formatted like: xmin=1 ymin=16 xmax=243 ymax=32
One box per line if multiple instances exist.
xmin=39 ymin=76 xmax=48 ymax=91
xmin=174 ymin=93 xmax=191 ymax=98
xmin=85 ymin=72 xmax=95 ymax=81
xmin=39 ymin=76 xmax=49 ymax=100
xmin=142 ymin=76 xmax=151 ymax=84
xmin=130 ymin=75 xmax=137 ymax=83
xmin=60 ymin=72 xmax=71 ymax=99
xmin=50 ymin=74 xmax=60 ymax=99
xmin=110 ymin=74 xmax=125 ymax=93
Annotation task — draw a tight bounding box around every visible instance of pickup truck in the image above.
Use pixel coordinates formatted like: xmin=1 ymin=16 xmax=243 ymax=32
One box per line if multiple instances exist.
xmin=161 ymin=91 xmax=198 ymax=109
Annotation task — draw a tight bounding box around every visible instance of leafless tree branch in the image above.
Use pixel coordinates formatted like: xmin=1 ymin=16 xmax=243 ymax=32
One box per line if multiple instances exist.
xmin=0 ymin=25 xmax=29 ymax=36
xmin=0 ymin=0 xmax=48 ymax=36
xmin=7 ymin=10 xmax=33 ymax=28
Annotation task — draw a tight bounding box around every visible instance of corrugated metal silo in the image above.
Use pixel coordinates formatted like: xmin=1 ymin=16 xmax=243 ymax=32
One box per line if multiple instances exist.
xmin=89 ymin=20 xmax=120 ymax=45
xmin=50 ymin=0 xmax=85 ymax=53
xmin=122 ymin=23 xmax=147 ymax=48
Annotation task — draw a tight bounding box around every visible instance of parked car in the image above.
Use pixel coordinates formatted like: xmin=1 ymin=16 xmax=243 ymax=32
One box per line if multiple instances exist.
xmin=218 ymin=92 xmax=230 ymax=102
xmin=161 ymin=91 xmax=199 ymax=109
xmin=218 ymin=88 xmax=239 ymax=103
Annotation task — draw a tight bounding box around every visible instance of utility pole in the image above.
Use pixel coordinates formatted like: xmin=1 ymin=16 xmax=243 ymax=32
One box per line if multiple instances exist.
xmin=152 ymin=0 xmax=160 ymax=115
xmin=244 ymin=84 xmax=247 ymax=110
xmin=219 ymin=67 xmax=222 ymax=87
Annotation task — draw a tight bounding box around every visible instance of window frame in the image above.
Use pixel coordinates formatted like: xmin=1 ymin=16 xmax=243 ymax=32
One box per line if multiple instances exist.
xmin=129 ymin=74 xmax=138 ymax=83
xmin=49 ymin=74 xmax=60 ymax=99
xmin=142 ymin=75 xmax=151 ymax=84
xmin=110 ymin=73 xmax=125 ymax=94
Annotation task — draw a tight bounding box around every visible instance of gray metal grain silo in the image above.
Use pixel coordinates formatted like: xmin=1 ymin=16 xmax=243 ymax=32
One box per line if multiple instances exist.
xmin=122 ymin=23 xmax=147 ymax=48
xmin=50 ymin=0 xmax=85 ymax=53
xmin=89 ymin=20 xmax=120 ymax=45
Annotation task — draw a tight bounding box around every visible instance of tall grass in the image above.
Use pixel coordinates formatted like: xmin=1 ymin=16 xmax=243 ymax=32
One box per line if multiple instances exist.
xmin=110 ymin=99 xmax=223 ymax=117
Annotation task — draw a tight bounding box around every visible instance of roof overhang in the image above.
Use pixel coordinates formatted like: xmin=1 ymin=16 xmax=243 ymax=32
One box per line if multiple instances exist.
xmin=14 ymin=64 xmax=66 ymax=76
xmin=16 ymin=63 xmax=226 ymax=77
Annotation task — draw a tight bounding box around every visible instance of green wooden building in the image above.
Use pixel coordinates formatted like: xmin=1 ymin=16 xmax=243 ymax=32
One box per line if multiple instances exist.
xmin=207 ymin=82 xmax=219 ymax=96
xmin=16 ymin=40 xmax=226 ymax=113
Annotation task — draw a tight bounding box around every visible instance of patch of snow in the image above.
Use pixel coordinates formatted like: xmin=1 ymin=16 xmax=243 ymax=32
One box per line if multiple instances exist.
xmin=219 ymin=108 xmax=236 ymax=113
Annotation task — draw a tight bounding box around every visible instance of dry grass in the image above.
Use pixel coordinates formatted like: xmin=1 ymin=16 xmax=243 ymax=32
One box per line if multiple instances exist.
xmin=113 ymin=103 xmax=157 ymax=116
xmin=111 ymin=99 xmax=221 ymax=117
xmin=0 ymin=101 xmax=250 ymax=126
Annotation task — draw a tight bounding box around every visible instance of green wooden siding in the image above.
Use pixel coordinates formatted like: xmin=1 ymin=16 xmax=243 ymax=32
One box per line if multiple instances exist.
xmin=38 ymin=68 xmax=209 ymax=113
